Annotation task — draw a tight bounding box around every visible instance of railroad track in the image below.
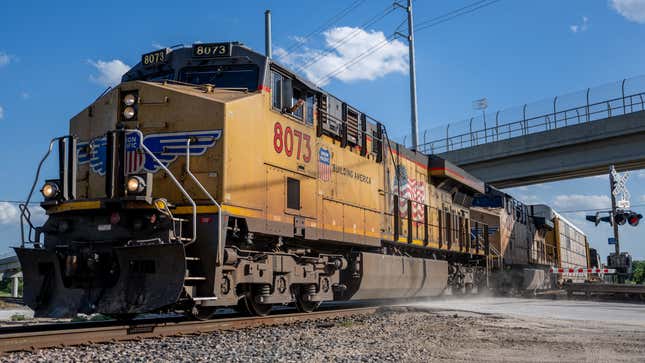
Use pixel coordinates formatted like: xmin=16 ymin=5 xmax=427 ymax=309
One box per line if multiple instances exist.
xmin=0 ymin=306 xmax=378 ymax=354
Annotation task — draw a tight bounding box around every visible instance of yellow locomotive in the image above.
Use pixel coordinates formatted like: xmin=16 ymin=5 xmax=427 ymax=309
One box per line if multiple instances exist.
xmin=18 ymin=42 xmax=491 ymax=318
xmin=471 ymin=188 xmax=590 ymax=292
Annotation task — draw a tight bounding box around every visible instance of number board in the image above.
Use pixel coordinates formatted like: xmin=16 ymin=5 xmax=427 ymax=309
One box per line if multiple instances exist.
xmin=141 ymin=49 xmax=169 ymax=67
xmin=192 ymin=43 xmax=232 ymax=58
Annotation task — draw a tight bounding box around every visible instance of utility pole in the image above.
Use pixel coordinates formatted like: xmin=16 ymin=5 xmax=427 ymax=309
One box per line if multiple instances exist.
xmin=395 ymin=0 xmax=419 ymax=150
xmin=609 ymin=165 xmax=620 ymax=257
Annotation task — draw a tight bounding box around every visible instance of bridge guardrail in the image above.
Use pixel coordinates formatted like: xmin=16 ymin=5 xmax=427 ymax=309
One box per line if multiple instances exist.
xmin=418 ymin=76 xmax=645 ymax=154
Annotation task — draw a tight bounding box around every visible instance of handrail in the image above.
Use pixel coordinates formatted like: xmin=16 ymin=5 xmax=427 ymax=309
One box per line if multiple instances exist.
xmin=419 ymin=90 xmax=645 ymax=154
xmin=20 ymin=136 xmax=70 ymax=246
xmin=184 ymin=137 xmax=224 ymax=269
xmin=126 ymin=129 xmax=198 ymax=245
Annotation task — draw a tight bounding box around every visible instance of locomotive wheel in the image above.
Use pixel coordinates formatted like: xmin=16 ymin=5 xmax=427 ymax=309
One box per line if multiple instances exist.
xmin=295 ymin=286 xmax=321 ymax=313
xmin=190 ymin=306 xmax=217 ymax=320
xmin=295 ymin=298 xmax=320 ymax=313
xmin=240 ymin=295 xmax=272 ymax=316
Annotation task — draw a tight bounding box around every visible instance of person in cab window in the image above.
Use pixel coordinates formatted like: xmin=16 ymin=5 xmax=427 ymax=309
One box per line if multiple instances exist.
xmin=290 ymin=89 xmax=305 ymax=120
xmin=288 ymin=98 xmax=305 ymax=114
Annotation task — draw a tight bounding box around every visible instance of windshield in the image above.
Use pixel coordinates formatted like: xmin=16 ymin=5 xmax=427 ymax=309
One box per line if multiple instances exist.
xmin=179 ymin=64 xmax=259 ymax=90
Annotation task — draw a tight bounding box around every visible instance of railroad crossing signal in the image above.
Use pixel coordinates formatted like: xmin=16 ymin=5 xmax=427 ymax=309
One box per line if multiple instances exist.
xmin=586 ymin=210 xmax=642 ymax=227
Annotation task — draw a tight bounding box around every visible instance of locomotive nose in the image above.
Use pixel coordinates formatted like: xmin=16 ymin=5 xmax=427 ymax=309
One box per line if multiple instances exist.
xmin=15 ymin=243 xmax=186 ymax=318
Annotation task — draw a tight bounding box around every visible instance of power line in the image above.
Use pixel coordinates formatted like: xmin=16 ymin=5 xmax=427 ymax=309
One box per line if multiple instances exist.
xmin=0 ymin=200 xmax=39 ymax=205
xmin=313 ymin=17 xmax=408 ymax=85
xmin=310 ymin=0 xmax=501 ymax=86
xmin=281 ymin=0 xmax=368 ymax=55
xmin=315 ymin=35 xmax=397 ymax=85
xmin=415 ymin=0 xmax=501 ymax=33
xmin=558 ymin=204 xmax=645 ymax=214
xmin=414 ymin=0 xmax=491 ymax=28
xmin=294 ymin=4 xmax=398 ymax=73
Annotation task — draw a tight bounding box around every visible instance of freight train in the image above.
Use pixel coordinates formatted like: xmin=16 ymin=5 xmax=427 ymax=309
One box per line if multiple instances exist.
xmin=16 ymin=42 xmax=588 ymax=318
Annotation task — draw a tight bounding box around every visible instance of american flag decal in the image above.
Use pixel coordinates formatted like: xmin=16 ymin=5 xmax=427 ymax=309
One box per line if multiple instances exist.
xmin=125 ymin=132 xmax=144 ymax=174
xmin=394 ymin=165 xmax=426 ymax=222
xmin=319 ymin=147 xmax=331 ymax=181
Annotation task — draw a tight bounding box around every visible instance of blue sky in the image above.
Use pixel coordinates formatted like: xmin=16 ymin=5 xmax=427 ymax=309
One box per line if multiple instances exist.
xmin=1 ymin=0 xmax=644 ymax=260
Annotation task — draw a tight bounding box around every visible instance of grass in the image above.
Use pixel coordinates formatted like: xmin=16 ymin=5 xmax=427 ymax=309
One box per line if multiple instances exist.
xmin=338 ymin=320 xmax=354 ymax=328
xmin=10 ymin=313 xmax=26 ymax=321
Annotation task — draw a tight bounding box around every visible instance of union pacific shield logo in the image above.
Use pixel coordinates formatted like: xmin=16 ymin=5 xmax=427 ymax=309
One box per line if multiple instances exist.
xmin=318 ymin=147 xmax=331 ymax=181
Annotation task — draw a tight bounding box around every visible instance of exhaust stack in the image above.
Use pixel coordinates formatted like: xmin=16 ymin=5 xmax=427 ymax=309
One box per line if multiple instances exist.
xmin=265 ymin=10 xmax=272 ymax=58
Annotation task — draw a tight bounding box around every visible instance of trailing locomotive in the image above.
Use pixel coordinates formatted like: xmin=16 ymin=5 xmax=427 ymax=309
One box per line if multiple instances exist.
xmin=16 ymin=42 xmax=491 ymax=318
xmin=470 ymin=187 xmax=590 ymax=292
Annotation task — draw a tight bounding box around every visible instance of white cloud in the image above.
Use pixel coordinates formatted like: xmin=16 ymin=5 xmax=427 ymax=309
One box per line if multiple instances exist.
xmin=553 ymin=194 xmax=611 ymax=211
xmin=289 ymin=35 xmax=308 ymax=44
xmin=611 ymin=0 xmax=645 ymax=23
xmin=570 ymin=16 xmax=589 ymax=33
xmin=20 ymin=91 xmax=29 ymax=100
xmin=0 ymin=203 xmax=45 ymax=227
xmin=0 ymin=202 xmax=19 ymax=225
xmin=88 ymin=59 xmax=131 ymax=87
xmin=152 ymin=42 xmax=166 ymax=50
xmin=0 ymin=105 xmax=4 ymax=120
xmin=515 ymin=194 xmax=543 ymax=205
xmin=276 ymin=26 xmax=408 ymax=86
xmin=641 ymin=194 xmax=645 ymax=203
xmin=0 ymin=52 xmax=12 ymax=67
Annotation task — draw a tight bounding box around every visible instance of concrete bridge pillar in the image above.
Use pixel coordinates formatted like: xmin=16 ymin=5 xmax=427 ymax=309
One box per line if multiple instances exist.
xmin=11 ymin=276 xmax=19 ymax=298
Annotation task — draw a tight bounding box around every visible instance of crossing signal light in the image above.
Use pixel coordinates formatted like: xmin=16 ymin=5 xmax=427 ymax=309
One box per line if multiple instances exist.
xmin=585 ymin=210 xmax=641 ymax=227
xmin=615 ymin=212 xmax=627 ymax=226
xmin=628 ymin=212 xmax=642 ymax=226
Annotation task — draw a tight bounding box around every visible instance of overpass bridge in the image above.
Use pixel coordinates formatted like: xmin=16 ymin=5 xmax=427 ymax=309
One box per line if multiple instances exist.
xmin=0 ymin=255 xmax=21 ymax=298
xmin=419 ymin=76 xmax=645 ymax=188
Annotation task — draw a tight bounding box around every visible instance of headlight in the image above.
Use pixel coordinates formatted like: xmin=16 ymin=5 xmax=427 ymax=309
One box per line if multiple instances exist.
xmin=123 ymin=93 xmax=137 ymax=106
xmin=123 ymin=106 xmax=136 ymax=120
xmin=126 ymin=176 xmax=146 ymax=193
xmin=41 ymin=182 xmax=60 ymax=199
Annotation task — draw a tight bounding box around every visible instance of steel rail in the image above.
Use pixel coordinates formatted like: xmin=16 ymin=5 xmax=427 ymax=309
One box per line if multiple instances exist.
xmin=0 ymin=307 xmax=378 ymax=354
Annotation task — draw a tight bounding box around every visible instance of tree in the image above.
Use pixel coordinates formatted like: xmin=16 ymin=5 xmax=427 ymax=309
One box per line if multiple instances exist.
xmin=632 ymin=261 xmax=645 ymax=285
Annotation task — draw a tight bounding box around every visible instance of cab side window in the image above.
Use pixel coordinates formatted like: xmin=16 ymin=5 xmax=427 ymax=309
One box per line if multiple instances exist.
xmin=271 ymin=70 xmax=315 ymax=126
xmin=305 ymin=94 xmax=314 ymax=126
xmin=272 ymin=71 xmax=283 ymax=110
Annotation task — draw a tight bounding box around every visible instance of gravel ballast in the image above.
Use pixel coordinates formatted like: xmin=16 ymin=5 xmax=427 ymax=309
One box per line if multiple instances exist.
xmin=4 ymin=305 xmax=645 ymax=362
